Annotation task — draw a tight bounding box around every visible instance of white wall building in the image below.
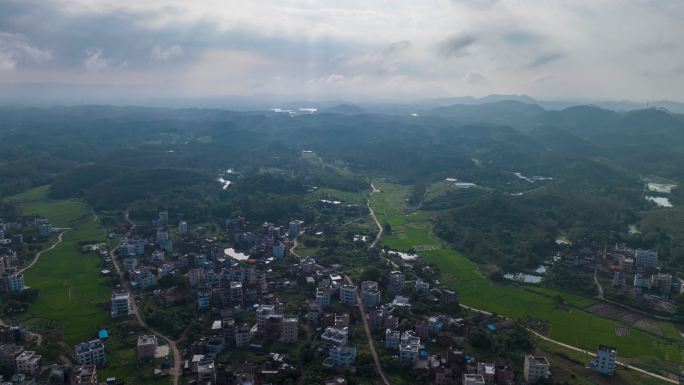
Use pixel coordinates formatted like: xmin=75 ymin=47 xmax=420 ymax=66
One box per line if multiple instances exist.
xmin=595 ymin=345 xmax=616 ymax=376
xmin=524 ymin=355 xmax=550 ymax=383
xmin=75 ymin=339 xmax=106 ymax=366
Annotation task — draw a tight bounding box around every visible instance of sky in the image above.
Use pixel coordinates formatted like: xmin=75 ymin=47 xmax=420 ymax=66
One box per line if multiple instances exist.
xmin=1 ymin=0 xmax=683 ymax=105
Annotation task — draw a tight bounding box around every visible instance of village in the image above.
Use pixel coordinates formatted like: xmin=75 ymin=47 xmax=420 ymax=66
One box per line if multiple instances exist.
xmin=0 ymin=207 xmax=632 ymax=385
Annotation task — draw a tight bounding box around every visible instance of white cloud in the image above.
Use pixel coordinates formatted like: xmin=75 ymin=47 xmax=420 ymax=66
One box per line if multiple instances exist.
xmin=463 ymin=72 xmax=485 ymax=84
xmin=325 ymin=74 xmax=344 ymax=83
xmin=151 ymin=44 xmax=183 ymax=61
xmin=84 ymin=48 xmax=107 ymax=71
xmin=2 ymin=1 xmax=684 ymax=101
xmin=0 ymin=31 xmax=52 ymax=71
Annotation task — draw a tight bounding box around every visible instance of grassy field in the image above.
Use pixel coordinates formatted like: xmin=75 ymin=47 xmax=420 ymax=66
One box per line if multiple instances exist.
xmin=6 ymin=186 xmax=168 ymax=383
xmin=370 ymin=181 xmax=684 ymax=375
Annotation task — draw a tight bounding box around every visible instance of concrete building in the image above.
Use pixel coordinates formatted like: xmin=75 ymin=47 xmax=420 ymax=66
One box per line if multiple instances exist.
xmin=137 ymin=335 xmax=158 ymax=359
xmin=122 ymin=258 xmax=138 ymax=272
xmin=151 ymin=249 xmax=165 ymax=262
xmin=111 ymin=291 xmax=130 ymax=318
xmin=158 ymin=211 xmax=169 ymax=224
xmin=37 ymin=222 xmax=52 ymax=237
xmin=477 ymin=362 xmax=496 ymax=385
xmin=272 ymin=243 xmax=285 ymax=259
xmin=125 ymin=238 xmax=147 ymax=257
xmin=197 ymin=287 xmax=211 ymax=310
xmin=339 ymin=284 xmax=358 ymax=305
xmin=463 ymin=374 xmax=486 ymax=385
xmin=74 ymin=339 xmax=106 ymax=366
xmin=288 ymin=220 xmax=303 ymax=237
xmin=415 ymin=280 xmax=429 ymax=294
xmin=595 ymin=345 xmax=616 ymax=376
xmin=398 ymin=331 xmax=420 ymax=365
xmin=73 ymin=365 xmax=98 ymax=385
xmin=387 ymin=271 xmax=404 ymax=296
xmin=385 ymin=329 xmax=400 ymax=349
xmin=651 ymin=273 xmax=673 ymax=294
xmin=635 ymin=249 xmax=658 ymax=270
xmin=633 ymin=273 xmax=651 ymax=289
xmin=524 ymin=355 xmax=550 ymax=383
xmin=361 ymin=281 xmax=380 ymax=308
xmin=234 ymin=323 xmax=252 ymax=347
xmin=441 ymin=289 xmax=459 ymax=305
xmin=6 ymin=274 xmax=26 ymax=292
xmin=256 ymin=304 xmax=276 ymax=330
xmin=327 ymin=345 xmax=356 ymax=369
xmin=178 ymin=221 xmax=188 ymax=235
xmin=131 ymin=268 xmax=155 ymax=289
xmin=334 ymin=313 xmax=349 ymax=328
xmin=229 ymin=281 xmax=243 ymax=305
xmin=196 ymin=360 xmax=216 ymax=383
xmin=301 ymin=257 xmax=316 ymax=274
xmin=15 ymin=350 xmax=41 ymax=375
xmin=280 ymin=317 xmax=298 ymax=343
xmin=320 ymin=327 xmax=348 ymax=350
xmin=316 ymin=287 xmax=331 ymax=308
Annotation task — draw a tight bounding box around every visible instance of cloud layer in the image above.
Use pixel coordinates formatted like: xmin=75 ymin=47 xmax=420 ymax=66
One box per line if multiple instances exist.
xmin=0 ymin=0 xmax=683 ymax=103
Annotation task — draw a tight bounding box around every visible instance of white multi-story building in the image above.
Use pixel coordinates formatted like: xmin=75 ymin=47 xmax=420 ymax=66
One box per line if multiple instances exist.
xmin=74 ymin=340 xmax=106 ymax=366
xmin=399 ymin=331 xmax=420 ymax=363
xmin=137 ymin=335 xmax=158 ymax=359
xmin=399 ymin=339 xmax=420 ymax=365
xmin=635 ymin=249 xmax=658 ymax=270
xmin=361 ymin=281 xmax=380 ymax=308
xmin=524 ymin=355 xmax=550 ymax=383
xmin=111 ymin=291 xmax=130 ymax=318
xmin=122 ymin=258 xmax=138 ymax=272
xmin=158 ymin=264 xmax=174 ymax=278
xmin=197 ymin=288 xmax=211 ymax=310
xmin=316 ymin=287 xmax=331 ymax=308
xmin=234 ymin=323 xmax=252 ymax=347
xmin=320 ymin=327 xmax=348 ymax=350
xmin=339 ymin=285 xmax=357 ymax=305
xmin=7 ymin=274 xmax=26 ymax=292
xmin=385 ymin=329 xmax=400 ymax=349
xmin=131 ymin=269 xmax=155 ymax=289
xmin=327 ymin=345 xmax=356 ymax=368
xmin=633 ymin=273 xmax=651 ymax=289
xmin=37 ymin=222 xmax=52 ymax=237
xmin=272 ymin=243 xmax=285 ymax=259
xmin=595 ymin=345 xmax=616 ymax=376
xmin=178 ymin=221 xmax=188 ymax=235
xmin=651 ymin=273 xmax=673 ymax=294
xmin=288 ymin=220 xmax=303 ymax=237
xmin=229 ymin=281 xmax=243 ymax=304
xmin=126 ymin=238 xmax=147 ymax=257
xmin=388 ymin=271 xmax=404 ymax=296
xmin=256 ymin=305 xmax=276 ymax=330
xmin=15 ymin=351 xmax=41 ymax=375
xmin=151 ymin=250 xmax=165 ymax=262
xmin=415 ymin=280 xmax=430 ymax=294
xmin=280 ymin=317 xmax=298 ymax=343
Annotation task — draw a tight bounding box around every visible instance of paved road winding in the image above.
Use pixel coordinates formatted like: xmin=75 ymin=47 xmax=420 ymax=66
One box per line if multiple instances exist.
xmin=110 ymin=212 xmax=182 ymax=385
xmin=368 ymin=185 xmax=677 ymax=385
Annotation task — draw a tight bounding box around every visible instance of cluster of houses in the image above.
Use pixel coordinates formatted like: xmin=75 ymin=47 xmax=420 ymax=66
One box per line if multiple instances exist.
xmin=0 ymin=217 xmax=58 ymax=294
xmin=603 ymin=246 xmax=678 ymax=293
